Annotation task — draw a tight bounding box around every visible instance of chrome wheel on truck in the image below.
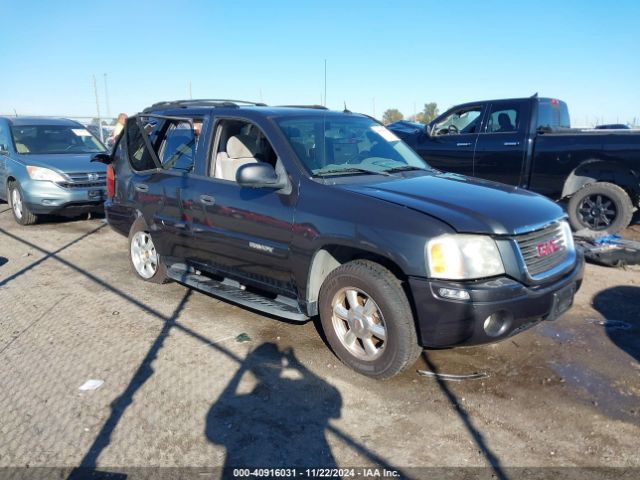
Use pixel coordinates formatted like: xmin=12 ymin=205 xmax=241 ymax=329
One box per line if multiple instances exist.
xmin=128 ymin=218 xmax=169 ymax=283
xmin=130 ymin=231 xmax=159 ymax=279
xmin=331 ymin=287 xmax=387 ymax=361
xmin=319 ymin=260 xmax=422 ymax=379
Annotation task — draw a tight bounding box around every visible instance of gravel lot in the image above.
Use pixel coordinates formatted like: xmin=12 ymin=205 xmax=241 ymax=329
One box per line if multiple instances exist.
xmin=0 ymin=204 xmax=638 ymax=479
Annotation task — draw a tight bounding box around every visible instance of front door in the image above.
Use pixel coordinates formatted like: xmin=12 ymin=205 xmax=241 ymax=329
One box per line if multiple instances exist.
xmin=414 ymin=104 xmax=484 ymax=176
xmin=181 ymin=118 xmax=297 ymax=295
xmin=473 ymin=100 xmax=529 ymax=186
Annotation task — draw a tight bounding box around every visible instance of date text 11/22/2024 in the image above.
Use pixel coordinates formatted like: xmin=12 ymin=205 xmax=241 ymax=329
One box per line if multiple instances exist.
xmin=231 ymin=468 xmax=400 ymax=478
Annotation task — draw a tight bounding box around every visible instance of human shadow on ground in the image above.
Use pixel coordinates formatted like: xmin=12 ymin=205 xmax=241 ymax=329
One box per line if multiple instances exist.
xmin=0 ymin=227 xmax=409 ymax=478
xmin=593 ymin=285 xmax=640 ymax=363
xmin=206 ymin=342 xmax=341 ymax=472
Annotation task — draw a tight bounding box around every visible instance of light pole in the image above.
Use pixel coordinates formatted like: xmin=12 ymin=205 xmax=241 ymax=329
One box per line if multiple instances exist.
xmin=324 ymin=59 xmax=327 ymax=107
xmin=103 ymin=73 xmax=111 ymax=119
xmin=93 ymin=75 xmax=104 ymax=143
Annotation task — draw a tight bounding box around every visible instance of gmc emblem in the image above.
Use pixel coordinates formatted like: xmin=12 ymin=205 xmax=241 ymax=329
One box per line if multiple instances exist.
xmin=537 ymin=239 xmax=560 ymax=257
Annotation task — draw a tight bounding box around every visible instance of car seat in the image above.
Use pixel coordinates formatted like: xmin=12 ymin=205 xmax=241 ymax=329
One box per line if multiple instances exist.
xmin=214 ymin=134 xmax=260 ymax=181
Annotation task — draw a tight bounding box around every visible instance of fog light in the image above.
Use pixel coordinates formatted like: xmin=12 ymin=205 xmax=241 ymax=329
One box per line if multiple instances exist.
xmin=483 ymin=311 xmax=512 ymax=337
xmin=438 ymin=288 xmax=470 ymax=301
xmin=41 ymin=199 xmax=57 ymax=206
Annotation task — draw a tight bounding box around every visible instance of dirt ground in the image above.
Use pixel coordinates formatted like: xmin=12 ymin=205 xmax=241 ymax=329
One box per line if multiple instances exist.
xmin=623 ymin=223 xmax=640 ymax=242
xmin=0 ymin=205 xmax=638 ymax=479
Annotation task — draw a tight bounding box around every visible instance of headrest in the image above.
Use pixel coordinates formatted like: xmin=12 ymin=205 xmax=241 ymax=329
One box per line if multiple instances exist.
xmin=226 ymin=134 xmax=258 ymax=159
xmin=498 ymin=113 xmax=511 ymax=126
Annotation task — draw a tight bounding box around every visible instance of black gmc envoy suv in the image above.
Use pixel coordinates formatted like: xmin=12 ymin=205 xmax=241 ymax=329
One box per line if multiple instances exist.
xmin=96 ymin=99 xmax=584 ymax=379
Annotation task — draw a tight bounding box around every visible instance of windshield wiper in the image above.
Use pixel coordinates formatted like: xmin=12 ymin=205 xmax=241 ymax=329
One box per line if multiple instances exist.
xmin=383 ymin=165 xmax=428 ymax=173
xmin=314 ymin=167 xmax=393 ymax=177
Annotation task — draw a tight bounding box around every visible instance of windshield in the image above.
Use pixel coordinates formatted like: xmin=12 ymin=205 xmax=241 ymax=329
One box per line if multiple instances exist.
xmin=10 ymin=125 xmax=107 ymax=154
xmin=275 ymin=115 xmax=430 ymax=177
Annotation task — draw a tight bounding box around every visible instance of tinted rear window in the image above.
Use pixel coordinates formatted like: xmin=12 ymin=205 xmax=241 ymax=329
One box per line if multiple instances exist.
xmin=537 ymin=99 xmax=571 ymax=129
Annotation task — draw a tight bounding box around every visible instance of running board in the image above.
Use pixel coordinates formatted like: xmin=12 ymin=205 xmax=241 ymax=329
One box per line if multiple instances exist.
xmin=167 ymin=265 xmax=308 ymax=322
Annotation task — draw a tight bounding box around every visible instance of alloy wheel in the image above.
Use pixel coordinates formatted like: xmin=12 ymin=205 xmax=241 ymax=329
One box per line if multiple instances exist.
xmin=130 ymin=231 xmax=159 ymax=279
xmin=331 ymin=287 xmax=387 ymax=361
xmin=578 ymin=194 xmax=617 ymax=230
xmin=11 ymin=188 xmax=23 ymax=220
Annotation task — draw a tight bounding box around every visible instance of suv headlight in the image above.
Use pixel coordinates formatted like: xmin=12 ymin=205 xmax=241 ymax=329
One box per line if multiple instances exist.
xmin=427 ymin=234 xmax=505 ymax=280
xmin=26 ymin=166 xmax=65 ymax=182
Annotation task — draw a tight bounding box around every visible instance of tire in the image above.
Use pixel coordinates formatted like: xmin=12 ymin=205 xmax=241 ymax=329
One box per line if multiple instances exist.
xmin=567 ymin=182 xmax=633 ymax=236
xmin=318 ymin=260 xmax=422 ymax=379
xmin=8 ymin=181 xmax=38 ymax=225
xmin=128 ymin=218 xmax=169 ymax=284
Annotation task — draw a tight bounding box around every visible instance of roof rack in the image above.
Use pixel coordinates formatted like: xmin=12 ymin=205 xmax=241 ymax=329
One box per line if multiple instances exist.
xmin=142 ymin=99 xmax=267 ymax=113
xmin=277 ymin=104 xmax=329 ymax=110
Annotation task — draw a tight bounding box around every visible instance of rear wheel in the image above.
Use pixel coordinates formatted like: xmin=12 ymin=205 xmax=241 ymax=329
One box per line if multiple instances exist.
xmin=318 ymin=260 xmax=421 ymax=379
xmin=8 ymin=181 xmax=38 ymax=225
xmin=128 ymin=219 xmax=169 ymax=283
xmin=567 ymin=182 xmax=633 ymax=235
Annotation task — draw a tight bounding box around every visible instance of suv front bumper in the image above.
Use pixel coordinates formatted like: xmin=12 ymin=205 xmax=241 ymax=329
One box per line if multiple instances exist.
xmin=22 ymin=179 xmax=105 ymax=215
xmin=409 ymin=253 xmax=585 ymax=348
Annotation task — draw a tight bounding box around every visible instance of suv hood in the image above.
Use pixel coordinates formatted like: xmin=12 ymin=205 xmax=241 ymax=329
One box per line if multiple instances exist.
xmin=16 ymin=153 xmax=106 ymax=174
xmin=342 ymin=172 xmax=564 ymax=235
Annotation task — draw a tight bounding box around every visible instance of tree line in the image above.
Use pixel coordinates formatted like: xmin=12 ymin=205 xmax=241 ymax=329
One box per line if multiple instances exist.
xmin=382 ymin=103 xmax=439 ymax=125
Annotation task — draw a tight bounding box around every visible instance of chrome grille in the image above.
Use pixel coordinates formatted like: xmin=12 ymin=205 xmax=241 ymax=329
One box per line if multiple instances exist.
xmin=515 ymin=222 xmax=568 ymax=277
xmin=58 ymin=172 xmax=107 ymax=189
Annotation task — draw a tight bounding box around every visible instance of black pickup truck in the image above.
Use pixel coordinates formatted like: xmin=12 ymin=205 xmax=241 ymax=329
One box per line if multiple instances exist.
xmin=97 ymin=100 xmax=584 ymax=379
xmin=388 ymin=96 xmax=640 ymax=235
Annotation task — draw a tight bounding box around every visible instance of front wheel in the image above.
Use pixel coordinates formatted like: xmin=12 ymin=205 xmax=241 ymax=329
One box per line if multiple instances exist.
xmin=8 ymin=181 xmax=38 ymax=225
xmin=567 ymin=182 xmax=633 ymax=235
xmin=318 ymin=260 xmax=422 ymax=379
xmin=128 ymin=219 xmax=169 ymax=284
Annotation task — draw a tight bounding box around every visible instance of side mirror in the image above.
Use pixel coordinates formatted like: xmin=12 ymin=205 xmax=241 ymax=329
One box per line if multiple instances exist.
xmin=0 ymin=144 xmax=9 ymax=155
xmin=91 ymin=153 xmax=112 ymax=164
xmin=423 ymin=124 xmax=432 ymax=136
xmin=236 ymin=163 xmax=287 ymax=189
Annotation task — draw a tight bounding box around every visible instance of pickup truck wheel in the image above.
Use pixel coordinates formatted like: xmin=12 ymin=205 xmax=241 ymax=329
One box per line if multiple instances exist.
xmin=567 ymin=182 xmax=633 ymax=235
xmin=128 ymin=220 xmax=169 ymax=284
xmin=8 ymin=181 xmax=38 ymax=225
xmin=318 ymin=260 xmax=421 ymax=379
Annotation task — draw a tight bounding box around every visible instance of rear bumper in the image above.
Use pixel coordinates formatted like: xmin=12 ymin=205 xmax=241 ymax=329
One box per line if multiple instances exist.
xmin=409 ymin=253 xmax=585 ymax=348
xmin=104 ymin=200 xmax=135 ymax=236
xmin=22 ymin=180 xmax=105 ymax=215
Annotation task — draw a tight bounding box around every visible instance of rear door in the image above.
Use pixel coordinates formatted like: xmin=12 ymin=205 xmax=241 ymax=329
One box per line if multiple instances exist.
xmin=413 ymin=104 xmax=485 ymax=176
xmin=121 ymin=115 xmax=198 ymax=257
xmin=146 ymin=116 xmax=199 ymax=259
xmin=473 ymin=100 xmax=529 ymax=186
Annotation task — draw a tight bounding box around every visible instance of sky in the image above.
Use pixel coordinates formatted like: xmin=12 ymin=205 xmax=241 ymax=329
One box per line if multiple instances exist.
xmin=1 ymin=0 xmax=639 ymax=126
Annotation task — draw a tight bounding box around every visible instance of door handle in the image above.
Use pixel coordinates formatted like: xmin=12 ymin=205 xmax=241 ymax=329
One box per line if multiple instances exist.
xmin=199 ymin=194 xmax=215 ymax=205
xmin=159 ymin=218 xmax=186 ymax=229
xmin=135 ymin=183 xmax=149 ymax=193
xmin=503 ymin=141 xmax=520 ymax=146
xmin=456 ymin=142 xmax=472 ymax=147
